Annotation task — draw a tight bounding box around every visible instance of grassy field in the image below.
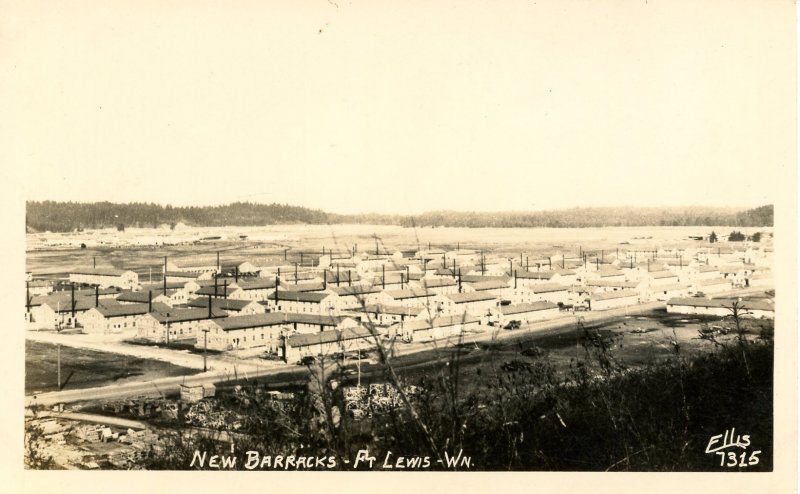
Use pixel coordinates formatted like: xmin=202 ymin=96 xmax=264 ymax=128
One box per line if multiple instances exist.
xmin=25 ymin=340 xmax=200 ymax=395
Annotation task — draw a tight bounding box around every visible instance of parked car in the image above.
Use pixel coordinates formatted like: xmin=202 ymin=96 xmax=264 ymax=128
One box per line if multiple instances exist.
xmin=504 ymin=320 xmax=521 ymax=330
xmin=297 ymin=355 xmax=316 ymax=366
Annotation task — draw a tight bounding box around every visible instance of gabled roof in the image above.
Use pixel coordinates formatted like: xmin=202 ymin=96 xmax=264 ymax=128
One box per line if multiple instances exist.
xmin=417 ymin=277 xmax=458 ymax=288
xmin=41 ymin=297 xmax=99 ymax=312
xmin=394 ymin=314 xmax=480 ymax=332
xmin=281 ymin=271 xmax=318 ymax=283
xmin=719 ymin=265 xmax=744 ymax=274
xmin=196 ymin=277 xmax=238 ymax=287
xmin=589 ymin=289 xmax=639 ymax=301
xmin=287 ymin=327 xmax=375 ymax=348
xmin=499 ymin=301 xmax=559 ymax=315
xmin=360 ymin=304 xmax=425 ymax=317
xmin=195 ymin=285 xmax=240 ymax=297
xmin=28 ymin=289 xmax=116 ymax=307
xmin=95 ymin=302 xmax=165 ymax=318
xmin=362 ymin=273 xmax=407 ymax=285
xmin=662 ymin=259 xmax=692 ymax=267
xmin=278 ymin=282 xmax=326 ymax=292
xmin=666 ymin=297 xmax=773 ymax=312
xmin=585 ymin=280 xmax=640 ymax=289
xmin=648 ymin=270 xmax=678 ymax=279
xmin=459 ymin=274 xmax=511 ymax=283
xmin=528 ymin=283 xmax=570 ymax=294
xmin=266 ymin=290 xmax=331 ymax=303
xmin=140 ymin=281 xmax=189 ymax=290
xmin=697 ymin=278 xmax=732 ymax=287
xmin=466 ymin=280 xmax=509 ymax=291
xmin=325 ymin=271 xmax=361 ymax=283
xmin=434 ymin=268 xmax=458 ymax=276
xmin=212 ymin=312 xmax=290 ymax=331
xmin=281 ymin=313 xmax=352 ymax=327
xmin=187 ymin=297 xmax=257 ymax=311
xmin=149 ymin=307 xmax=227 ymax=323
xmin=237 ymin=278 xmax=278 ymax=290
xmin=696 ymin=265 xmax=720 ymax=273
xmin=116 ymin=290 xmax=174 ymax=303
xmin=70 ymin=267 xmax=132 ymax=277
xmin=655 ymin=283 xmax=692 ymax=292
xmin=444 ymin=291 xmax=497 ymax=304
xmin=514 ymin=270 xmax=556 ymax=280
xmin=384 ymin=287 xmax=435 ymax=300
xmin=595 ymin=269 xmax=626 ymax=278
xmin=329 ymin=285 xmax=382 ymax=296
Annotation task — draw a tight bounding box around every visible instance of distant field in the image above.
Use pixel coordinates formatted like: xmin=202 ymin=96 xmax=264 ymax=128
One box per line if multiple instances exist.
xmin=26 ymin=224 xmax=770 ymax=277
xmin=25 ymin=340 xmax=199 ymax=395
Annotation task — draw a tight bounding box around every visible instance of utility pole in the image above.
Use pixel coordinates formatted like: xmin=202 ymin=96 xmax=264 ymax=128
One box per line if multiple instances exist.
xmin=357 ymin=347 xmax=362 ymax=388
xmin=166 ymin=313 xmax=170 ymax=346
xmin=164 ymin=256 xmax=168 ymax=294
xmin=70 ymin=283 xmax=76 ymax=328
xmin=57 ymin=343 xmax=61 ymax=391
xmin=202 ymin=328 xmax=210 ymax=372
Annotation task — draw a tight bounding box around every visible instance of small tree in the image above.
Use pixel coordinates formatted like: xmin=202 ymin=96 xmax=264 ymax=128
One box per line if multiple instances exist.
xmin=709 ymin=231 xmax=718 ymax=243
xmin=727 ymin=300 xmax=754 ymax=379
xmin=751 ymin=232 xmax=762 ymax=242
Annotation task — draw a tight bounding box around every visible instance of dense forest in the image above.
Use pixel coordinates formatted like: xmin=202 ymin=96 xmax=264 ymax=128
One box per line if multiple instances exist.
xmin=398 ymin=205 xmax=774 ymax=229
xmin=26 ymin=201 xmax=773 ymax=232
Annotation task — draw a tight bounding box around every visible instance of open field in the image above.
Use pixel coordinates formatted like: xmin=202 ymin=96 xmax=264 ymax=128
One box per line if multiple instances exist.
xmin=26 ymin=341 xmax=200 ymax=395
xmin=26 ymin=224 xmax=771 ymax=277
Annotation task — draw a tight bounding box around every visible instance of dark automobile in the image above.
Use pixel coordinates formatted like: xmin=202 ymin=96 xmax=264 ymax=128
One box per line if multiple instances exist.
xmin=297 ymin=355 xmax=317 ymax=366
xmin=504 ymin=320 xmax=521 ymax=330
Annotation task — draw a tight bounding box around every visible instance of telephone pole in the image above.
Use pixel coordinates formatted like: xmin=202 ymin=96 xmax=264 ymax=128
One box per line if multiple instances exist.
xmin=202 ymin=328 xmax=210 ymax=372
xmin=57 ymin=343 xmax=61 ymax=391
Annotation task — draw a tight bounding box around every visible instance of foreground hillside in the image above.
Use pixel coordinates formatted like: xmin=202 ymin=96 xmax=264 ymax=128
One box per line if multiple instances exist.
xmin=33 ymin=322 xmax=767 ymax=471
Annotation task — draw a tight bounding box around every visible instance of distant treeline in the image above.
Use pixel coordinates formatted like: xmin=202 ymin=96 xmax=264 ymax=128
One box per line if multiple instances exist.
xmin=394 ymin=205 xmax=774 ymax=229
xmin=26 ymin=201 xmax=773 ymax=233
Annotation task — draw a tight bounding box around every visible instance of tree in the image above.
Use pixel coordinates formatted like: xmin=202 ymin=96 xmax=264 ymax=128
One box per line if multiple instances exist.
xmin=751 ymin=232 xmax=762 ymax=242
xmin=728 ymin=231 xmax=746 ymax=242
xmin=709 ymin=231 xmax=718 ymax=243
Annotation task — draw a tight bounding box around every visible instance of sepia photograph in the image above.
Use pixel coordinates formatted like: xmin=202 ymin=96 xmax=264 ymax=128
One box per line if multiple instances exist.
xmin=3 ymin=0 xmax=797 ymax=492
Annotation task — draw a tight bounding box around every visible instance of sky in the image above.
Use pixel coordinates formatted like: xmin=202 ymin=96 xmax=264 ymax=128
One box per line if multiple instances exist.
xmin=4 ymin=0 xmax=795 ymax=214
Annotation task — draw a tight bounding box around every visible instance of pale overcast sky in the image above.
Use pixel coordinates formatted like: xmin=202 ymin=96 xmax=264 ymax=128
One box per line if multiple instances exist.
xmin=5 ymin=0 xmax=794 ymax=214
